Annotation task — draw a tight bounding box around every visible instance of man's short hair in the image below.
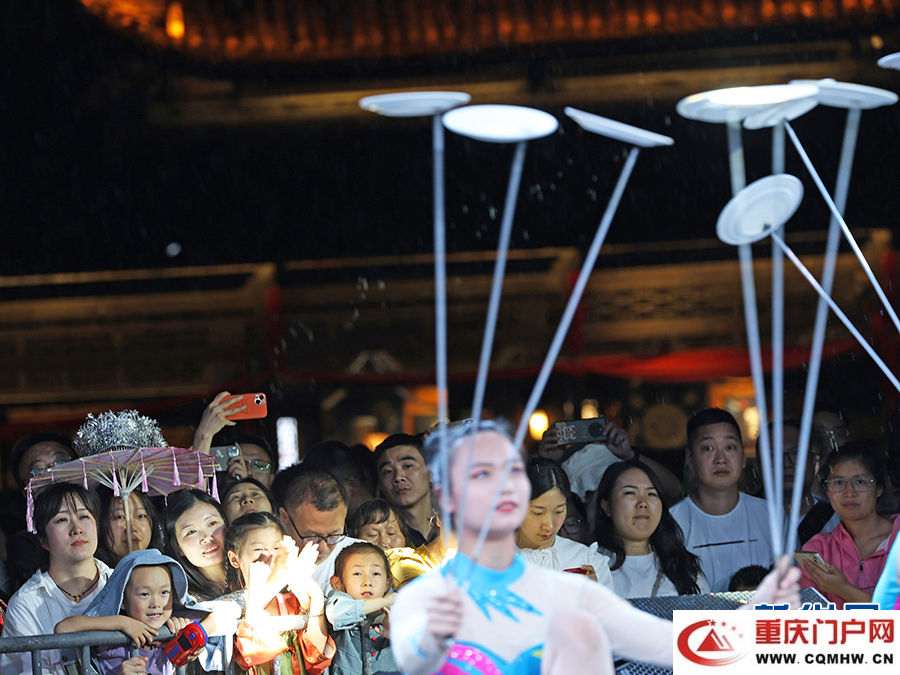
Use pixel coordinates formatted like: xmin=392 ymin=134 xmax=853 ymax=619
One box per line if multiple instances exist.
xmin=10 ymin=431 xmax=74 ymax=488
xmin=686 ymin=408 xmax=742 ymax=449
xmin=282 ymin=469 xmax=347 ymax=513
xmin=373 ymin=434 xmax=423 ymax=471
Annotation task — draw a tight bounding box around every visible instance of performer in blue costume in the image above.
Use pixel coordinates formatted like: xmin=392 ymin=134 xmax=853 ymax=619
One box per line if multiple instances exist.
xmin=391 ymin=420 xmax=802 ymax=675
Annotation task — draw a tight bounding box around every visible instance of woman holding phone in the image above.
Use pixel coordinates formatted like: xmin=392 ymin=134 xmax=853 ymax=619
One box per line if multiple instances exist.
xmin=515 ymin=458 xmax=614 ymax=588
xmin=799 ymin=443 xmax=900 ymax=608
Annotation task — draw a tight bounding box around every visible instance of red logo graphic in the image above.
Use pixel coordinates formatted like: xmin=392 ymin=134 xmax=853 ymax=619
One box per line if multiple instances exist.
xmin=677 ymin=620 xmax=746 ymax=667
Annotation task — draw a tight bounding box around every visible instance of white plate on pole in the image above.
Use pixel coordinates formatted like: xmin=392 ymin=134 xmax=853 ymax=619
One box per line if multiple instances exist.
xmin=677 ymin=84 xmax=819 ymax=123
xmin=790 ymin=79 xmax=898 ymax=109
xmin=442 ymin=105 xmax=559 ymax=143
xmin=743 ymin=97 xmax=818 ymax=129
xmin=716 ymin=174 xmax=804 ymax=245
xmin=878 ymin=52 xmax=900 ymax=70
xmin=564 ymin=107 xmax=674 ymax=147
xmin=359 ymin=91 xmax=472 ymax=117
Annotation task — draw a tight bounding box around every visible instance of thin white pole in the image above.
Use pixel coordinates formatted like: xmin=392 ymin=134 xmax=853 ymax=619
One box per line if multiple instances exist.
xmin=771 ymin=123 xmax=786 ymax=519
xmin=432 ymin=114 xmax=451 ymax=544
xmin=727 ymin=122 xmax=782 ymax=556
xmin=786 ymin=108 xmax=862 ymax=556
xmin=513 ymin=147 xmax=641 ymax=449
xmin=772 ymin=233 xmax=900 ymax=394
xmin=454 ymin=140 xmax=528 ymax=575
xmin=784 ymin=119 xmax=900 ymax=334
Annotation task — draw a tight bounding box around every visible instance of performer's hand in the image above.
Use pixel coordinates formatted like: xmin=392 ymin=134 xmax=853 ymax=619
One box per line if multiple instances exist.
xmin=426 ymin=581 xmax=464 ymax=646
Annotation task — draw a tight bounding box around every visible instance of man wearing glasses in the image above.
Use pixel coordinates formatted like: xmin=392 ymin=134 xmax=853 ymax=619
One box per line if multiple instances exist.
xmin=225 ymin=434 xmax=277 ymax=488
xmin=279 ymin=470 xmax=362 ymax=592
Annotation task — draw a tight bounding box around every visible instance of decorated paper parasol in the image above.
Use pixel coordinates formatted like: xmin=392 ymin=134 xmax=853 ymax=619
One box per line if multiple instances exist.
xmin=27 ymin=446 xmax=218 ymax=549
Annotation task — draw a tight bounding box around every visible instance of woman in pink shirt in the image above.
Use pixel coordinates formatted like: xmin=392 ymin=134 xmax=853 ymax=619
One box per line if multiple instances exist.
xmin=799 ymin=443 xmax=900 ymax=608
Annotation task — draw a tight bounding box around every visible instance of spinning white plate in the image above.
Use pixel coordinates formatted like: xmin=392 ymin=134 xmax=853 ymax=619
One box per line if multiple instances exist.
xmin=442 ymin=105 xmax=559 ymax=143
xmin=677 ymin=84 xmax=819 ymax=123
xmin=717 ymin=174 xmax=804 ymax=245
xmin=878 ymin=52 xmax=900 ymax=70
xmin=564 ymin=107 xmax=674 ymax=147
xmin=358 ymin=91 xmax=471 ymax=117
xmin=743 ymin=97 xmax=818 ymax=129
xmin=789 ymin=79 xmax=898 ymax=109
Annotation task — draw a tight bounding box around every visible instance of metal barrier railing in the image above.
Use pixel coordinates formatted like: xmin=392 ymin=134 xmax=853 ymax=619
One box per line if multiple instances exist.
xmin=0 ymin=628 xmax=203 ymax=675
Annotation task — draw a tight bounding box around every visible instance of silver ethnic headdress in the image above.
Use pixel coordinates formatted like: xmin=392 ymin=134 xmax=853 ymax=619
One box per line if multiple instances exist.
xmin=73 ymin=410 xmax=168 ymax=457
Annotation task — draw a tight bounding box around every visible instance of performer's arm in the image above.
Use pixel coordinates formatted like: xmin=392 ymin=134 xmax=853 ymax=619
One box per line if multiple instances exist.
xmin=390 ymin=576 xmax=464 ymax=675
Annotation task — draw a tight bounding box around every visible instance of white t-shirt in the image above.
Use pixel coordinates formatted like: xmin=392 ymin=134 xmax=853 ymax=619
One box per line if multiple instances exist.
xmin=670 ymin=493 xmax=779 ymax=592
xmin=515 ymin=536 xmax=615 ymax=592
xmin=1 ymin=560 xmax=112 ymax=675
xmin=311 ymin=536 xmax=364 ymax=593
xmin=599 ymin=550 xmax=710 ymax=599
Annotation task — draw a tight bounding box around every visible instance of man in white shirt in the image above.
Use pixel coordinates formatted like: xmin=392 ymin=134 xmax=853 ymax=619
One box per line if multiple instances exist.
xmin=279 ymin=469 xmax=362 ymax=593
xmin=670 ymin=408 xmax=779 ymax=592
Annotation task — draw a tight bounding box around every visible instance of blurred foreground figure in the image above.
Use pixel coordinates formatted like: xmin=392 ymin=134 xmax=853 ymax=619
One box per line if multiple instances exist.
xmin=391 ymin=420 xmax=803 ymax=675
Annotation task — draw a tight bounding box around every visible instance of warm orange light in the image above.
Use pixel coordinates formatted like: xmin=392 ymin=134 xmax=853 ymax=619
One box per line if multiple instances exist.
xmin=364 ymin=432 xmax=388 ymax=450
xmin=166 ymin=2 xmax=185 ymax=40
xmin=529 ymin=411 xmax=550 ymax=441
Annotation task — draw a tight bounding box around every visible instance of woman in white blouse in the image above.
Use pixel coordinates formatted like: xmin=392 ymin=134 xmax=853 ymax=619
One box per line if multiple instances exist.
xmin=595 ymin=459 xmax=709 ymax=598
xmin=515 ymin=458 xmax=614 ymax=590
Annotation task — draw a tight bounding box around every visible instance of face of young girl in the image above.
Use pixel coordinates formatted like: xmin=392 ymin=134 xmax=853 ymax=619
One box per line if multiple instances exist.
xmin=124 ymin=566 xmax=173 ymax=629
xmin=42 ymin=496 xmax=98 ymax=565
xmin=447 ymin=431 xmax=530 ymax=539
xmin=356 ymin=513 xmax=407 ymax=550
xmin=229 ymin=525 xmax=284 ymax=586
xmin=516 ymin=487 xmax=567 ymax=550
xmin=107 ymin=496 xmax=152 ymax=560
xmin=175 ymin=502 xmax=225 ymax=570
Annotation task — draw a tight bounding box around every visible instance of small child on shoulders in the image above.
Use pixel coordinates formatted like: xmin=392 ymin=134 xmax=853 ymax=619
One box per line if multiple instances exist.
xmin=325 ymin=542 xmax=397 ymax=675
xmin=55 ymin=549 xmax=225 ymax=675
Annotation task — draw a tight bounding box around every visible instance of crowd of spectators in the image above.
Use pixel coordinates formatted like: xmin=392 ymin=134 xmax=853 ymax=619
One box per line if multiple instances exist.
xmin=0 ymin=391 xmax=895 ymax=674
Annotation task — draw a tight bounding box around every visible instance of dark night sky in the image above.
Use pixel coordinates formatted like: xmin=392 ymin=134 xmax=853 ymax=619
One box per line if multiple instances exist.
xmin=3 ymin=0 xmax=900 ymax=278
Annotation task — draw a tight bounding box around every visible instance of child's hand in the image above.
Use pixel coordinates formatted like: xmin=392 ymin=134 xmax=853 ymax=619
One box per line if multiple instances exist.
xmin=118 ymin=617 xmax=158 ymax=648
xmin=165 ymin=616 xmax=192 ymax=635
xmin=374 ymin=607 xmax=391 ymax=640
xmin=286 ymin=541 xmax=318 ymax=595
xmin=119 ymin=656 xmax=147 ymax=675
xmin=287 ymin=541 xmax=317 ymax=585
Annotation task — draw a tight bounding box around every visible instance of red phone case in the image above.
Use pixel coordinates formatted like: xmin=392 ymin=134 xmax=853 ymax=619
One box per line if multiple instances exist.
xmin=563 ymin=567 xmax=589 ymax=575
xmin=225 ymin=393 xmax=268 ymax=420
